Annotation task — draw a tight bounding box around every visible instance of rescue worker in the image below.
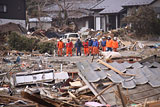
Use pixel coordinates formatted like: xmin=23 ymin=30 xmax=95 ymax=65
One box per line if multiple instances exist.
xmin=106 ymin=36 xmax=113 ymax=51
xmin=92 ymin=38 xmax=99 ymax=56
xmin=66 ymin=38 xmax=73 ymax=57
xmin=83 ymin=39 xmax=89 ymax=56
xmin=95 ymin=38 xmax=99 ymax=55
xmin=75 ymin=37 xmax=83 ymax=56
xmin=57 ymin=38 xmax=64 ymax=56
xmin=101 ymin=37 xmax=106 ymax=51
xmin=88 ymin=38 xmax=93 ymax=55
xmin=112 ymin=37 xmax=119 ymax=52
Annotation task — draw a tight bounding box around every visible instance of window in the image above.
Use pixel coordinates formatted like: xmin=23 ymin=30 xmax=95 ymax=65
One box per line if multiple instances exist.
xmin=69 ymin=34 xmax=78 ymax=38
xmin=0 ymin=5 xmax=7 ymax=13
xmin=157 ymin=14 xmax=160 ymax=19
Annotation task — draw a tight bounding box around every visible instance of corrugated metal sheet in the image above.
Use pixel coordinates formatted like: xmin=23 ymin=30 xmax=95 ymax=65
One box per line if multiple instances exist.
xmin=122 ymin=0 xmax=155 ymax=7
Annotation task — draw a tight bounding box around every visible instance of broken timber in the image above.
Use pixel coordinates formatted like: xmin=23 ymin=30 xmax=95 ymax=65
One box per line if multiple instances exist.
xmin=77 ymin=67 xmax=107 ymax=104
xmin=89 ymin=84 xmax=114 ymax=102
xmin=97 ymin=59 xmax=135 ymax=76
xmin=21 ymin=91 xmax=58 ymax=107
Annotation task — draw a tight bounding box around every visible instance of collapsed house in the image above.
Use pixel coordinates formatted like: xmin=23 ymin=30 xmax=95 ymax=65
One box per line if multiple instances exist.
xmin=77 ymin=59 xmax=160 ymax=106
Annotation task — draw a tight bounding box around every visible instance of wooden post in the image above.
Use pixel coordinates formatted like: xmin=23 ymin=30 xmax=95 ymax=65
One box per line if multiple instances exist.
xmin=117 ymin=85 xmax=126 ymax=107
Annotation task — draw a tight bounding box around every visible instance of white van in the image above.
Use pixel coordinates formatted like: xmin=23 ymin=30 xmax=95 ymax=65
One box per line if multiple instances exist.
xmin=63 ymin=33 xmax=80 ymax=43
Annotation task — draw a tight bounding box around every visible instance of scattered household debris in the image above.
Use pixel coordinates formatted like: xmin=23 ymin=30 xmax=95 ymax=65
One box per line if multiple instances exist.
xmin=0 ymin=22 xmax=160 ymax=106
xmin=13 ymin=69 xmax=54 ymax=86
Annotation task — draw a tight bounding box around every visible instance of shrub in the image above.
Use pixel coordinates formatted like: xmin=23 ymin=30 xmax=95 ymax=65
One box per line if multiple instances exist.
xmin=38 ymin=42 xmax=56 ymax=54
xmin=122 ymin=6 xmax=160 ymax=35
xmin=8 ymin=32 xmax=56 ymax=54
xmin=8 ymin=32 xmax=39 ymax=52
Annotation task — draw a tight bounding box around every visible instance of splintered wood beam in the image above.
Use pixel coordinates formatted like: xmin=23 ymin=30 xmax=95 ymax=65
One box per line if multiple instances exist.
xmin=21 ymin=91 xmax=57 ymax=107
xmin=89 ymin=84 xmax=114 ymax=102
xmin=68 ymin=91 xmax=80 ymax=105
xmin=117 ymin=85 xmax=126 ymax=107
xmin=97 ymin=59 xmax=135 ymax=77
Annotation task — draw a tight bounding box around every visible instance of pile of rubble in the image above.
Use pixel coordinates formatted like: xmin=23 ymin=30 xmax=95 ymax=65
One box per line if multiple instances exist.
xmin=0 ymin=22 xmax=27 ymax=34
xmin=0 ymin=53 xmax=97 ymax=107
xmin=1 ymin=22 xmax=160 ymax=106
xmin=0 ymin=48 xmax=160 ymax=107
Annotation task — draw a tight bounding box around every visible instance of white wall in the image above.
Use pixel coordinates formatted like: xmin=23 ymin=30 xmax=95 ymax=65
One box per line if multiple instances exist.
xmin=29 ymin=22 xmax=51 ymax=30
xmin=96 ymin=17 xmax=101 ymax=30
xmin=0 ymin=18 xmax=26 ymax=28
xmin=85 ymin=20 xmax=89 ymax=28
xmin=101 ymin=17 xmax=106 ymax=31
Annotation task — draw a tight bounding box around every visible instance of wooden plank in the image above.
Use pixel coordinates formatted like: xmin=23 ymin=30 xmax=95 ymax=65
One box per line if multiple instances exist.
xmin=97 ymin=59 xmax=135 ymax=76
xmin=78 ymin=71 xmax=107 ymax=104
xmin=21 ymin=91 xmax=58 ymax=107
xmin=117 ymin=85 xmax=126 ymax=107
xmin=148 ymin=101 xmax=160 ymax=107
xmin=89 ymin=84 xmax=114 ymax=102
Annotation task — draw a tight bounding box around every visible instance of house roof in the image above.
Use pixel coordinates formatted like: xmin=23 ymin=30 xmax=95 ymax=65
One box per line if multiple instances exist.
xmin=122 ymin=0 xmax=156 ymax=7
xmin=43 ymin=1 xmax=96 ymax=11
xmin=47 ymin=9 xmax=92 ymax=19
xmin=91 ymin=0 xmax=129 ymax=14
xmin=77 ymin=61 xmax=160 ymax=105
xmin=43 ymin=0 xmax=97 ymax=19
xmin=77 ymin=61 xmax=160 ymax=89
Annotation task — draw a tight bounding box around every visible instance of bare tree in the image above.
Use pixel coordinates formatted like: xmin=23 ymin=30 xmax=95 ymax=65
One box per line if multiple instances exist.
xmin=26 ymin=0 xmax=55 ymax=29
xmin=55 ymin=0 xmax=73 ymax=26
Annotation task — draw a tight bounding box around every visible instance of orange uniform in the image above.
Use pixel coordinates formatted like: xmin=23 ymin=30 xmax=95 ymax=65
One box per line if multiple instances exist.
xmin=57 ymin=41 xmax=64 ymax=56
xmin=106 ymin=39 xmax=113 ymax=48
xmin=88 ymin=46 xmax=92 ymax=54
xmin=66 ymin=42 xmax=73 ymax=56
xmin=83 ymin=41 xmax=89 ymax=56
xmin=112 ymin=40 xmax=118 ymax=52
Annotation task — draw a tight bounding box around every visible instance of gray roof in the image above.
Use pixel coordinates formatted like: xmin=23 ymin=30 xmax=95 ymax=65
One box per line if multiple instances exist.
xmin=43 ymin=0 xmax=97 ymax=18
xmin=77 ymin=61 xmax=160 ymax=89
xmin=122 ymin=0 xmax=155 ymax=7
xmin=91 ymin=0 xmax=129 ymax=14
xmin=43 ymin=1 xmax=96 ymax=11
xmin=47 ymin=9 xmax=92 ymax=19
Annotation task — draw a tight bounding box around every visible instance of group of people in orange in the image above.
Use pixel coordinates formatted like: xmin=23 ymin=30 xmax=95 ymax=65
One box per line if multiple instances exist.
xmin=57 ymin=36 xmax=119 ymax=57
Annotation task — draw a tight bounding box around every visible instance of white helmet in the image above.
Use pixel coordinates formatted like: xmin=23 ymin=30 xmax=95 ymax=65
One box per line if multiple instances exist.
xmin=95 ymin=37 xmax=98 ymax=40
xmin=60 ymin=38 xmax=62 ymax=40
xmin=102 ymin=37 xmax=105 ymax=39
xmin=113 ymin=37 xmax=117 ymax=40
